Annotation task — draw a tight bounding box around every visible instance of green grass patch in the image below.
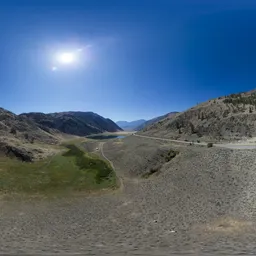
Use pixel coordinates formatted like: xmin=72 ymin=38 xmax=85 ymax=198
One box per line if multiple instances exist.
xmin=0 ymin=144 xmax=117 ymax=195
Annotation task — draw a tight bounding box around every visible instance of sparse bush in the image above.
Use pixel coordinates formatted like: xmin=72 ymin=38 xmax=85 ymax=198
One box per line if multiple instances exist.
xmin=165 ymin=150 xmax=179 ymax=162
xmin=189 ymin=122 xmax=196 ymax=134
xmin=222 ymin=110 xmax=229 ymax=118
xmin=10 ymin=127 xmax=17 ymax=135
xmin=95 ymin=168 xmax=112 ymax=184
xmin=207 ymin=142 xmax=213 ymax=148
xmin=142 ymin=166 xmax=160 ymax=179
xmin=175 ymin=121 xmax=182 ymax=129
xmin=224 ymin=92 xmax=256 ymax=106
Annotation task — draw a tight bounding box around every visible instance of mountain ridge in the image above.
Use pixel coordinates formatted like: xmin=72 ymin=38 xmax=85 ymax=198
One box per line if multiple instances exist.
xmin=139 ymin=91 xmax=256 ymax=141
xmin=20 ymin=111 xmax=122 ymax=137
xmin=135 ymin=112 xmax=178 ymax=131
xmin=0 ymin=108 xmax=122 ymax=161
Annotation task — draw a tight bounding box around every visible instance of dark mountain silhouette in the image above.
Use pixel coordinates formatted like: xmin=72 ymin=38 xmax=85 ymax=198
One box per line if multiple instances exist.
xmin=20 ymin=111 xmax=122 ymax=136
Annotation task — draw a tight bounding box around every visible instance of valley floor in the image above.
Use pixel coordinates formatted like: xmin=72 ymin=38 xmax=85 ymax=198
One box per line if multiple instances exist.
xmin=1 ymin=136 xmax=256 ymax=255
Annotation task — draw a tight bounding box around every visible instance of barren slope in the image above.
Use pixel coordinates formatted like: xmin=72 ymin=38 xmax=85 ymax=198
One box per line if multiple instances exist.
xmin=2 ymin=136 xmax=256 ymax=254
xmin=139 ymin=91 xmax=256 ymax=141
xmin=0 ymin=108 xmax=59 ymax=161
xmin=0 ymin=108 xmax=57 ymax=143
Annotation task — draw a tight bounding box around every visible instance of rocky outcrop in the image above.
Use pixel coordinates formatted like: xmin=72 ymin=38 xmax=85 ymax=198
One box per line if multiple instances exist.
xmin=0 ymin=142 xmax=34 ymax=162
xmin=0 ymin=108 xmax=58 ymax=144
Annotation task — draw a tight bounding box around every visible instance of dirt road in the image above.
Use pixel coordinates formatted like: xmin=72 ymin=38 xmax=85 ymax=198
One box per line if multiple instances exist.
xmin=134 ymin=134 xmax=256 ymax=150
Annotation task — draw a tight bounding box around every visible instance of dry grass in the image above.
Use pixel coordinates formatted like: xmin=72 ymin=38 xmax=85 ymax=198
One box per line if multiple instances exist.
xmin=103 ymin=136 xmax=171 ymax=177
xmin=205 ymin=217 xmax=252 ymax=233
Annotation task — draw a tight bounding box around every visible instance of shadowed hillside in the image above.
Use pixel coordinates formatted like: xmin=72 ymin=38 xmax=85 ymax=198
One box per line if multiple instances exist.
xmin=20 ymin=111 xmax=122 ymax=136
xmin=0 ymin=108 xmax=122 ymax=162
xmin=0 ymin=108 xmax=57 ymax=144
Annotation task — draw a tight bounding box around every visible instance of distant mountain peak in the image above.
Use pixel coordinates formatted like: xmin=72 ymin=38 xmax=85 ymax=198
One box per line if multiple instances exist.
xmin=135 ymin=112 xmax=178 ymax=131
xmin=116 ymin=119 xmax=146 ymax=131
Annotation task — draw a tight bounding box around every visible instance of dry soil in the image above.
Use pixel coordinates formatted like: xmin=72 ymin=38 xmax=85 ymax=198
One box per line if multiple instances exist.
xmin=1 ymin=136 xmax=256 ymax=255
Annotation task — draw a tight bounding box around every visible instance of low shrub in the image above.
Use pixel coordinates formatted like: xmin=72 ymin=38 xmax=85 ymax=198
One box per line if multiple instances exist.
xmin=165 ymin=149 xmax=179 ymax=162
xmin=207 ymin=143 xmax=213 ymax=148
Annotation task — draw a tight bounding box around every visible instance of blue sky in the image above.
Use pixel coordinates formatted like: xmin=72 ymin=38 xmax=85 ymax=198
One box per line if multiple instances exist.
xmin=1 ymin=0 xmax=256 ymax=121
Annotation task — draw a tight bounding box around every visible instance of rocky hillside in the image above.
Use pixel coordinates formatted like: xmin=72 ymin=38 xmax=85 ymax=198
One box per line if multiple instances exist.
xmin=0 ymin=108 xmax=57 ymax=144
xmin=135 ymin=112 xmax=178 ymax=131
xmin=20 ymin=111 xmax=122 ymax=137
xmin=0 ymin=108 xmax=59 ymax=161
xmin=0 ymin=108 xmax=121 ymax=162
xmin=139 ymin=91 xmax=256 ymax=141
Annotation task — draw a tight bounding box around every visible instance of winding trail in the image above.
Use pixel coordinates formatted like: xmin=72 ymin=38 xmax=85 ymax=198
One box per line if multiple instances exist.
xmin=99 ymin=142 xmax=125 ymax=191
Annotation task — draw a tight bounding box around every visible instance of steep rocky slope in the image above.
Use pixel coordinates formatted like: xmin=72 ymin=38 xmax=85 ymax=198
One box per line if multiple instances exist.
xmin=135 ymin=112 xmax=178 ymax=131
xmin=20 ymin=111 xmax=122 ymax=136
xmin=0 ymin=108 xmax=57 ymax=144
xmin=139 ymin=91 xmax=256 ymax=141
xmin=0 ymin=108 xmax=59 ymax=161
xmin=0 ymin=109 xmax=121 ymax=161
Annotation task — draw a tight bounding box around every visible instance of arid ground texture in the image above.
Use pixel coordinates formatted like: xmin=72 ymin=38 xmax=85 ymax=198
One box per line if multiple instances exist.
xmin=1 ymin=135 xmax=256 ymax=255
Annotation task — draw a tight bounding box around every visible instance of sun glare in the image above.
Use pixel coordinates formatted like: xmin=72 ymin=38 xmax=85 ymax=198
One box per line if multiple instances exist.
xmin=51 ymin=46 xmax=90 ymax=71
xmin=57 ymin=52 xmax=75 ymax=64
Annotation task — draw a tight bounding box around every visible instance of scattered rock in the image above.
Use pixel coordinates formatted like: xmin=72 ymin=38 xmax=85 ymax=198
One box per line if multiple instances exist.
xmin=0 ymin=143 xmax=33 ymax=162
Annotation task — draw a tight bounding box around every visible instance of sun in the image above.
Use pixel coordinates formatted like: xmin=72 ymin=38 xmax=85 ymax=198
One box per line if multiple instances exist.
xmin=57 ymin=52 xmax=75 ymax=64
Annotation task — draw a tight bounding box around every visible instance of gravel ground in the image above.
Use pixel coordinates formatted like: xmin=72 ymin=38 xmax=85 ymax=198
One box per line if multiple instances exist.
xmin=1 ymin=136 xmax=256 ymax=255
